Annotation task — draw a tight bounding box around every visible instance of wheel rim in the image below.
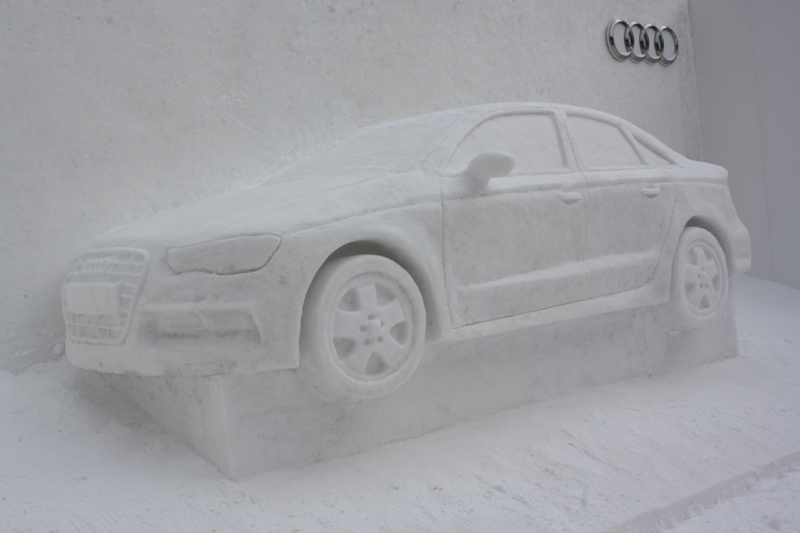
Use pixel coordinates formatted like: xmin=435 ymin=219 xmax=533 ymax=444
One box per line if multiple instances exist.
xmin=330 ymin=274 xmax=414 ymax=381
xmin=683 ymin=241 xmax=724 ymax=315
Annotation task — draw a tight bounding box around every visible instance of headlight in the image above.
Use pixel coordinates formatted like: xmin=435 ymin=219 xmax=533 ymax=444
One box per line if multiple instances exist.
xmin=167 ymin=234 xmax=281 ymax=275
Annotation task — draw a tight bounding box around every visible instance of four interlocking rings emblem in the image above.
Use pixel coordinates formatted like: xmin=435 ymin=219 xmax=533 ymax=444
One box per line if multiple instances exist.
xmin=606 ymin=19 xmax=679 ymax=65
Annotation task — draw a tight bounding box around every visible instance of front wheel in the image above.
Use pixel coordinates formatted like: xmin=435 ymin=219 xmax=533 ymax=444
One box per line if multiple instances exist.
xmin=300 ymin=255 xmax=426 ymax=400
xmin=670 ymin=227 xmax=729 ymax=322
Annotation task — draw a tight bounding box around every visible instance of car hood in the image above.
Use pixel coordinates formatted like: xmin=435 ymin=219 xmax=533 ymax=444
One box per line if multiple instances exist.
xmin=95 ymin=171 xmax=439 ymax=249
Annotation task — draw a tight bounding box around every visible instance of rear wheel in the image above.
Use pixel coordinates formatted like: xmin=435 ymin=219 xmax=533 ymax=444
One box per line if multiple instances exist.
xmin=670 ymin=227 xmax=728 ymax=321
xmin=300 ymin=255 xmax=426 ymax=400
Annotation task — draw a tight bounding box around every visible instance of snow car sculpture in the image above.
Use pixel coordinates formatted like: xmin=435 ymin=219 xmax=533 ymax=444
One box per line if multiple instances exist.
xmin=62 ymin=103 xmax=751 ymax=400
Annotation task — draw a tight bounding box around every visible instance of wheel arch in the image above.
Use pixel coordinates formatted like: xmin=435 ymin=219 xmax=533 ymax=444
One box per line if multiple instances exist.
xmin=304 ymin=239 xmax=445 ymax=342
xmin=683 ymin=216 xmax=736 ymax=275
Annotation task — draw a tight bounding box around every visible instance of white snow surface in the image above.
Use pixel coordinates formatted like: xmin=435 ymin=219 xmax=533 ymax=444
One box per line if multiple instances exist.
xmin=2 ymin=275 xmax=799 ymax=532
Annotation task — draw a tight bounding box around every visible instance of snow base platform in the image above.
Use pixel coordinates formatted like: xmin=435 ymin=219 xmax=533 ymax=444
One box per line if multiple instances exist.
xmin=103 ymin=291 xmax=738 ymax=478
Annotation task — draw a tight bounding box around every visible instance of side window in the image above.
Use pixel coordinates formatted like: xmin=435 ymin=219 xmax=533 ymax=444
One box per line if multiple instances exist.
xmin=634 ymin=137 xmax=672 ymax=166
xmin=447 ymin=113 xmax=567 ymax=175
xmin=566 ymin=114 xmax=643 ymax=169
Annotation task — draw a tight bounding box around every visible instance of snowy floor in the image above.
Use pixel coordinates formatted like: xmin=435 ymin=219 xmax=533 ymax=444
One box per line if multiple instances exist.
xmin=2 ymin=275 xmax=799 ymax=532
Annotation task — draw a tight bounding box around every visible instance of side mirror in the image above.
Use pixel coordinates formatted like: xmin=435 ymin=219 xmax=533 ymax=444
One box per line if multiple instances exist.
xmin=458 ymin=151 xmax=516 ymax=189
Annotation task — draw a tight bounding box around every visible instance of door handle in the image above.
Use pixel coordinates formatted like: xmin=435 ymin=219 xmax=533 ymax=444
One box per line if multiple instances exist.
xmin=641 ymin=186 xmax=661 ymax=198
xmin=558 ymin=191 xmax=582 ymax=205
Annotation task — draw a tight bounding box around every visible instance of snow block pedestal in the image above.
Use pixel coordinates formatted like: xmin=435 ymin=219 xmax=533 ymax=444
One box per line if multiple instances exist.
xmin=102 ymin=292 xmax=738 ymax=479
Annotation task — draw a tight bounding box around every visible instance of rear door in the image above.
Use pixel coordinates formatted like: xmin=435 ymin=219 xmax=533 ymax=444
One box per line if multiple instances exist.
xmin=562 ymin=110 xmax=675 ymax=297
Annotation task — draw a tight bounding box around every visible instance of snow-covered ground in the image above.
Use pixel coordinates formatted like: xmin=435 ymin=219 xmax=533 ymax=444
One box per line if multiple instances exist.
xmin=2 ymin=275 xmax=799 ymax=532
xmin=668 ymin=469 xmax=800 ymax=533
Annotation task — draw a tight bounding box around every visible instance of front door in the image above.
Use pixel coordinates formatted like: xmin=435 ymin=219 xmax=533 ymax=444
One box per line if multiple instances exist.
xmin=441 ymin=110 xmax=591 ymax=327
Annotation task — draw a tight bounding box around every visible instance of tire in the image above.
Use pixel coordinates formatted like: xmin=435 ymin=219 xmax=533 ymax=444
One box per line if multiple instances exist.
xmin=300 ymin=255 xmax=426 ymax=400
xmin=670 ymin=227 xmax=729 ymax=322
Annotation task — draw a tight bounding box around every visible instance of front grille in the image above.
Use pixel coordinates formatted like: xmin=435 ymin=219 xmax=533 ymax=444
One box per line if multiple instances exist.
xmin=62 ymin=248 xmax=149 ymax=345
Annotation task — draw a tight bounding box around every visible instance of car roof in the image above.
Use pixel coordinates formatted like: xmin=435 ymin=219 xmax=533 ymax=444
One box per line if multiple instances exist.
xmin=273 ymin=103 xmax=681 ymax=181
xmin=417 ymin=102 xmax=682 ymax=170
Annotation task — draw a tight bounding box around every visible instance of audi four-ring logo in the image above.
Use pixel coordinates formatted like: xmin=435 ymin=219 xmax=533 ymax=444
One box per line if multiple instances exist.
xmin=606 ymin=18 xmax=678 ymax=65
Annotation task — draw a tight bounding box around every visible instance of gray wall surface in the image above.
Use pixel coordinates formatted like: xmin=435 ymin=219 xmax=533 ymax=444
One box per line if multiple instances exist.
xmin=1 ymin=0 xmax=702 ymax=372
xmin=690 ymin=0 xmax=800 ymax=288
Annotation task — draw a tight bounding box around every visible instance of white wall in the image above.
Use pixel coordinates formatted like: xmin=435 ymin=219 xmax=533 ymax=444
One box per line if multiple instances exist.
xmin=1 ymin=0 xmax=702 ymax=372
xmin=690 ymin=0 xmax=800 ymax=288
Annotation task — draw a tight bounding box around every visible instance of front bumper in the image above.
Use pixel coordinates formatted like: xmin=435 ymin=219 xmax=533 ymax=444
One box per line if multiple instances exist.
xmin=62 ymin=244 xmax=306 ymax=377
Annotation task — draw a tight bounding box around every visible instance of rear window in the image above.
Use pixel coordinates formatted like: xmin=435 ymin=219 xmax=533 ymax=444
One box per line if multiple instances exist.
xmin=566 ymin=114 xmax=643 ymax=169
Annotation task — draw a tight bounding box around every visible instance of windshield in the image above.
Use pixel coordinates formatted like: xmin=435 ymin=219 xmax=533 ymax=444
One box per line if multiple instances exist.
xmin=269 ymin=112 xmax=466 ymax=182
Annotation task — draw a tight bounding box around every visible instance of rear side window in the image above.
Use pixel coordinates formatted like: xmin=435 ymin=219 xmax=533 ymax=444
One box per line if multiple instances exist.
xmin=566 ymin=114 xmax=643 ymax=169
xmin=634 ymin=137 xmax=672 ymax=166
xmin=447 ymin=112 xmax=567 ymax=175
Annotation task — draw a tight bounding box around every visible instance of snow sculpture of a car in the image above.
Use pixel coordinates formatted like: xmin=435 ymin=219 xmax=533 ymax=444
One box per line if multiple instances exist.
xmin=62 ymin=103 xmax=751 ymax=400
